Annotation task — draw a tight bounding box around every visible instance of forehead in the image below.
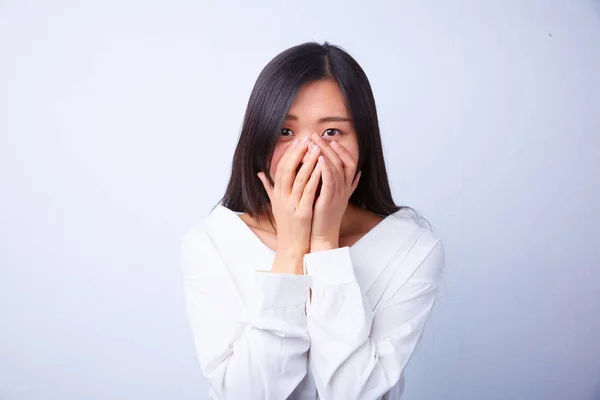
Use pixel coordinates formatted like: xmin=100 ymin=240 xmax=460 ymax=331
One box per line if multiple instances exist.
xmin=287 ymin=79 xmax=349 ymax=117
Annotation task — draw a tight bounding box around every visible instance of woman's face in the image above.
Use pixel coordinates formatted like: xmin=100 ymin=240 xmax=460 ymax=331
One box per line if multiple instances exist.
xmin=269 ymin=79 xmax=359 ymax=180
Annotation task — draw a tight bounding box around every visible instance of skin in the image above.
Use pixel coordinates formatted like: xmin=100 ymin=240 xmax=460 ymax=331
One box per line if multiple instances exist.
xmin=252 ymin=78 xmax=383 ymax=276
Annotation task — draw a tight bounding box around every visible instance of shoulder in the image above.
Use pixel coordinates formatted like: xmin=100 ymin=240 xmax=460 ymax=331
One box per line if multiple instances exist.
xmin=179 ymin=224 xmax=214 ymax=279
xmin=180 ymin=223 xmax=209 ymax=251
xmin=386 ymin=209 xmax=445 ymax=281
xmin=180 ymin=204 xmax=234 ymax=248
xmin=179 ymin=205 xmax=231 ymax=278
xmin=180 ymin=207 xmax=217 ymax=251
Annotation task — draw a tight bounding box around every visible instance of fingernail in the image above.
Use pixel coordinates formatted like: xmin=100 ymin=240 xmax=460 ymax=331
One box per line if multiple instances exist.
xmin=302 ymin=136 xmax=310 ymax=144
xmin=311 ymin=143 xmax=320 ymax=153
xmin=331 ymin=141 xmax=339 ymax=148
xmin=291 ymin=138 xmax=299 ymax=147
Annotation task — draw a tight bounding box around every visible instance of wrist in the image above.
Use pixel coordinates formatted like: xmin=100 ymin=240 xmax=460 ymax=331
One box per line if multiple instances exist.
xmin=309 ymin=237 xmax=338 ymax=253
xmin=271 ymin=246 xmax=306 ymax=274
xmin=277 ymin=244 xmax=307 ymax=259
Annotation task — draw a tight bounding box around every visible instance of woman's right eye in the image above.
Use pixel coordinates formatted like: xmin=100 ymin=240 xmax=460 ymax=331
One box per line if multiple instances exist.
xmin=281 ymin=128 xmax=293 ymax=136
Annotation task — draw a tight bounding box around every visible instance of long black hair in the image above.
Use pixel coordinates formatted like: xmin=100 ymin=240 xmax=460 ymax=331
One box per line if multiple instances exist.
xmin=219 ymin=41 xmax=415 ymax=224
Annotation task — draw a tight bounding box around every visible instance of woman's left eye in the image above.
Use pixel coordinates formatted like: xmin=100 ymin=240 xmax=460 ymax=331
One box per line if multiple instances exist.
xmin=323 ymin=128 xmax=340 ymax=137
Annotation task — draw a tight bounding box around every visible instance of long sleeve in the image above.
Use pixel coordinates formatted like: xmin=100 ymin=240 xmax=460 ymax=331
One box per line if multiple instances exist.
xmin=303 ymin=238 xmax=444 ymax=400
xmin=180 ymin=227 xmax=313 ymax=400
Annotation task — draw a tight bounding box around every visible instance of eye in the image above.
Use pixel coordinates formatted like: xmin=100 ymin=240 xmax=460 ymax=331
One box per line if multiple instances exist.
xmin=323 ymin=128 xmax=341 ymax=137
xmin=281 ymin=128 xmax=293 ymax=136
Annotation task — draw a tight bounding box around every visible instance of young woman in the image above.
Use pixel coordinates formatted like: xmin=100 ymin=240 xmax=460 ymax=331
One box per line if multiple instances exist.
xmin=180 ymin=42 xmax=444 ymax=400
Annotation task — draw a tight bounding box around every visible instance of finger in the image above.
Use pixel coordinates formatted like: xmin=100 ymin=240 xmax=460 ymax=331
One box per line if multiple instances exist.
xmin=291 ymin=142 xmax=321 ymax=204
xmin=257 ymin=171 xmax=273 ymax=201
xmin=298 ymin=159 xmax=322 ymax=211
xmin=278 ymin=137 xmax=310 ymax=193
xmin=311 ymin=133 xmax=344 ymax=178
xmin=330 ymin=140 xmax=358 ymax=187
xmin=274 ymin=138 xmax=300 ymax=192
xmin=317 ymin=155 xmax=335 ymax=202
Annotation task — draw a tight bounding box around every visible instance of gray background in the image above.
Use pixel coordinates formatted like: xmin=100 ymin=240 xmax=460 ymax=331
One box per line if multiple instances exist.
xmin=1 ymin=0 xmax=599 ymax=399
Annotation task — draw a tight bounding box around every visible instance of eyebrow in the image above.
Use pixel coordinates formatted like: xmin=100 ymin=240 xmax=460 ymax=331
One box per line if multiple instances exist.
xmin=285 ymin=114 xmax=352 ymax=123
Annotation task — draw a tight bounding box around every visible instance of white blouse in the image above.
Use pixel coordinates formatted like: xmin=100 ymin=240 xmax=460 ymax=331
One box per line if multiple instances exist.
xmin=180 ymin=204 xmax=444 ymax=400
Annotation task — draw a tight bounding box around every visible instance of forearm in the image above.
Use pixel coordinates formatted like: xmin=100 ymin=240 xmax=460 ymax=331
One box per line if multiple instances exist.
xmin=185 ymin=271 xmax=313 ymax=399
xmin=303 ymin=240 xmax=444 ymax=400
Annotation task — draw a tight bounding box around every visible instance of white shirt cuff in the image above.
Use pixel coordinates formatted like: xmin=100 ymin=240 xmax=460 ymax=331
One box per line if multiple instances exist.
xmin=252 ymin=271 xmax=312 ymax=308
xmin=303 ymin=246 xmax=357 ymax=288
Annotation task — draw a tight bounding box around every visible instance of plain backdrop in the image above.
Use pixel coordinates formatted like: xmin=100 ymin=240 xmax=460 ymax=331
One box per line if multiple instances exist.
xmin=1 ymin=1 xmax=599 ymax=399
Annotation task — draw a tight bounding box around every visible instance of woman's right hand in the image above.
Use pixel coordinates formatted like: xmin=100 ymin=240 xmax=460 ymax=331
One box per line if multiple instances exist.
xmin=257 ymin=137 xmax=322 ymax=273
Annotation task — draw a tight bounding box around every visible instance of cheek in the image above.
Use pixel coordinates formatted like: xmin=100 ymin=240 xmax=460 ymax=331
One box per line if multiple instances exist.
xmin=270 ymin=147 xmax=285 ymax=177
xmin=342 ymin=139 xmax=360 ymax=163
xmin=349 ymin=146 xmax=359 ymax=163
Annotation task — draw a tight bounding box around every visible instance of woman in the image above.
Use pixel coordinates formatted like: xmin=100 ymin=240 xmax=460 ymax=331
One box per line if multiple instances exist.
xmin=180 ymin=41 xmax=444 ymax=400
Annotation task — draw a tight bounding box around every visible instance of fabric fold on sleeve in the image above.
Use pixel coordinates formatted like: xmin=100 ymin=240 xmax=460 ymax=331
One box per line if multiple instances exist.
xmin=302 ymin=238 xmax=444 ymax=400
xmin=181 ymin=227 xmax=313 ymax=399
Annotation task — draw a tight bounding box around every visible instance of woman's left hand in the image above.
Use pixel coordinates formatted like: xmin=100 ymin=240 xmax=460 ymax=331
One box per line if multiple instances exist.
xmin=309 ymin=132 xmax=361 ymax=252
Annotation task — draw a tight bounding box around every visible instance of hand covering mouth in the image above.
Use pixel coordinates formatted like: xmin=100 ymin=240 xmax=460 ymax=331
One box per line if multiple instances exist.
xmin=296 ymin=163 xmax=322 ymax=204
